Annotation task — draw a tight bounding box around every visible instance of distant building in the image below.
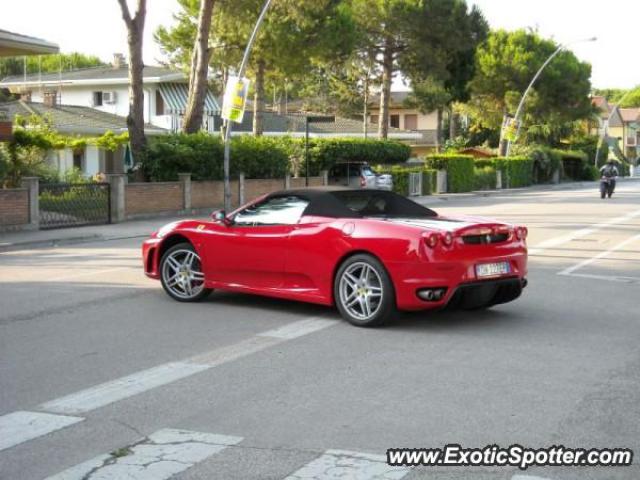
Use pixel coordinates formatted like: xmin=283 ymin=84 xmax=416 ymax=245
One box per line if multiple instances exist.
xmin=590 ymin=96 xmax=639 ymax=161
xmin=0 ymin=54 xmax=221 ymax=133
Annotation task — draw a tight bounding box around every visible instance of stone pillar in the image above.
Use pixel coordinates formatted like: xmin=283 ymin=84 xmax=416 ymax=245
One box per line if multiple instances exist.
xmin=321 ymin=170 xmax=329 ymax=186
xmin=496 ymin=170 xmax=503 ymax=189
xmin=178 ymin=173 xmax=191 ymax=211
xmin=436 ymin=170 xmax=447 ymax=194
xmin=239 ymin=172 xmax=245 ymax=205
xmin=552 ymin=169 xmax=560 ymax=184
xmin=106 ymin=174 xmax=126 ymax=223
xmin=21 ymin=177 xmax=39 ymax=229
xmin=285 ymin=174 xmax=291 ymax=189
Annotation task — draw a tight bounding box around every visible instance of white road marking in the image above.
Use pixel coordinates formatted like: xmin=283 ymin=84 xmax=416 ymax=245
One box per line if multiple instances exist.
xmin=559 ymin=272 xmax=640 ymax=283
xmin=47 ymin=267 xmax=130 ymax=282
xmin=558 ymin=232 xmax=640 ymax=276
xmin=40 ymin=362 xmax=209 ymax=415
xmin=512 ymin=476 xmax=553 ymax=480
xmin=0 ymin=411 xmax=84 ymax=452
xmin=44 ymin=428 xmax=242 ymax=480
xmin=259 ymin=318 xmax=339 ymax=340
xmin=284 ymin=449 xmax=410 ymax=480
xmin=529 ymin=208 xmax=640 ymax=255
xmin=40 ymin=318 xmax=338 ymax=415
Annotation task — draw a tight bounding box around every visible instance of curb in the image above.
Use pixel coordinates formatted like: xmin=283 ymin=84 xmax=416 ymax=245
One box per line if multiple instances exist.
xmin=0 ymin=233 xmax=150 ymax=253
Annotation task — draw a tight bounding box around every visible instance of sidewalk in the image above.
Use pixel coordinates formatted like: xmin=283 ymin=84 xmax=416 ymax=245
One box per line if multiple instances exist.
xmin=0 ymin=214 xmax=209 ymax=252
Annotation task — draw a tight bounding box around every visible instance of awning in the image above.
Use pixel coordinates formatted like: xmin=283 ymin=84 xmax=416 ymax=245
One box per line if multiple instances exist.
xmin=158 ymin=82 xmax=220 ymax=115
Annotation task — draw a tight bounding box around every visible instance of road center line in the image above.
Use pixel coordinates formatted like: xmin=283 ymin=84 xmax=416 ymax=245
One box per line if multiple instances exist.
xmin=44 ymin=429 xmax=243 ymax=480
xmin=0 ymin=411 xmax=84 ymax=452
xmin=558 ymin=232 xmax=640 ymax=276
xmin=529 ymin=208 xmax=640 ymax=255
xmin=39 ymin=317 xmax=338 ymax=415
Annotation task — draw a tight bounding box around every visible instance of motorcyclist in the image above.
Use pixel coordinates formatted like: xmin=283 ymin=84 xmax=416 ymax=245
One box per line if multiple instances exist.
xmin=599 ymin=159 xmax=619 ymax=198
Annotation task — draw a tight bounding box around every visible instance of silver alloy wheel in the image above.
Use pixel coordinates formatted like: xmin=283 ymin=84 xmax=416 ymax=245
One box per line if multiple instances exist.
xmin=338 ymin=261 xmax=383 ymax=321
xmin=161 ymin=249 xmax=205 ymax=300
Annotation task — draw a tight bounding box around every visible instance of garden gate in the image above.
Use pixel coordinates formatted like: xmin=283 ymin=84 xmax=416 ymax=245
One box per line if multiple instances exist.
xmin=38 ymin=183 xmax=111 ymax=229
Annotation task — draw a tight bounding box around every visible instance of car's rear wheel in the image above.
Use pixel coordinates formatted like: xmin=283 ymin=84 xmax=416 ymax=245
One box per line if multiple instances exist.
xmin=160 ymin=242 xmax=211 ymax=302
xmin=334 ymin=254 xmax=396 ymax=327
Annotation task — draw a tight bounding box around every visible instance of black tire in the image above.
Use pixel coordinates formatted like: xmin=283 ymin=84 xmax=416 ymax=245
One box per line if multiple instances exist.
xmin=160 ymin=242 xmax=211 ymax=302
xmin=333 ymin=253 xmax=396 ymax=327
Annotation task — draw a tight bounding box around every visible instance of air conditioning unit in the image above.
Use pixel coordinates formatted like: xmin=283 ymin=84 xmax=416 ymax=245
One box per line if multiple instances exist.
xmin=103 ymin=91 xmax=117 ymax=104
xmin=626 ymin=136 xmax=637 ymax=147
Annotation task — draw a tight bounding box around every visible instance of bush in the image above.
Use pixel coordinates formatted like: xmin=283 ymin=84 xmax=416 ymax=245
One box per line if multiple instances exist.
xmin=493 ymin=156 xmax=534 ymax=188
xmin=376 ymin=165 xmax=436 ymax=196
xmin=306 ymin=138 xmax=411 ymax=175
xmin=473 ymin=166 xmax=497 ymax=190
xmin=144 ymin=133 xmax=288 ymax=181
xmin=424 ymin=154 xmax=475 ymax=193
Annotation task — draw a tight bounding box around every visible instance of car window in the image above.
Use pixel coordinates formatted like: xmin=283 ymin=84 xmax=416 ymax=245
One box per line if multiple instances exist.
xmin=362 ymin=166 xmax=376 ymax=176
xmin=233 ymin=196 xmax=310 ymax=226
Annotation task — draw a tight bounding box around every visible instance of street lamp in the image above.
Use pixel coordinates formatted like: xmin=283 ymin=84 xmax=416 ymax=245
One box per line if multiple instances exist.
xmin=504 ymin=36 xmax=597 ymax=157
xmin=222 ymin=0 xmax=274 ymax=212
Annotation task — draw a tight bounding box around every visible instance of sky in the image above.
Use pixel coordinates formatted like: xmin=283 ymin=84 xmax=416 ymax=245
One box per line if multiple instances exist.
xmin=2 ymin=0 xmax=639 ymax=89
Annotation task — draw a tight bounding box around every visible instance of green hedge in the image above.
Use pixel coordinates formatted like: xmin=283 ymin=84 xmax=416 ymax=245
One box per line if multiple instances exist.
xmin=144 ymin=133 xmax=288 ymax=181
xmin=424 ymin=154 xmax=475 ymax=193
xmin=306 ymin=138 xmax=411 ymax=175
xmin=376 ymin=165 xmax=436 ymax=196
xmin=493 ymin=156 xmax=534 ymax=188
xmin=473 ymin=166 xmax=497 ymax=190
xmin=144 ymin=134 xmax=411 ymax=181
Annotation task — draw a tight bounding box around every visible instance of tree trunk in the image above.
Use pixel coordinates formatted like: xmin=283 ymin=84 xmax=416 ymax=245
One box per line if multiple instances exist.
xmin=117 ymin=0 xmax=147 ymax=180
xmin=449 ymin=108 xmax=458 ymax=140
xmin=252 ymin=60 xmax=265 ymax=136
xmin=378 ymin=40 xmax=393 ymax=140
xmin=182 ymin=0 xmax=215 ymax=134
xmin=435 ymin=108 xmax=443 ymax=152
xmin=363 ymin=72 xmax=369 ymax=139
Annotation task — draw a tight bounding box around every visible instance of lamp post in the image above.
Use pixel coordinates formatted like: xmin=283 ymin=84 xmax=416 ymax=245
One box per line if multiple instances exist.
xmin=222 ymin=0 xmax=273 ymax=212
xmin=505 ymin=36 xmax=597 ymax=157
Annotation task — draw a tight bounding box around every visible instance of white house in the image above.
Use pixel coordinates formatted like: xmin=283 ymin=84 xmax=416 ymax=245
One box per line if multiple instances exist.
xmin=0 ymin=53 xmax=221 ymax=134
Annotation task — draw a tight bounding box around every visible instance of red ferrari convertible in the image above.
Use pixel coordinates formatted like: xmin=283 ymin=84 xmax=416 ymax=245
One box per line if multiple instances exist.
xmin=142 ymin=188 xmax=528 ymax=327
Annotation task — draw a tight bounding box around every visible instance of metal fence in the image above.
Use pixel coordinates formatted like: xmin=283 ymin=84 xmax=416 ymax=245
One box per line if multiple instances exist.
xmin=39 ymin=183 xmax=111 ymax=230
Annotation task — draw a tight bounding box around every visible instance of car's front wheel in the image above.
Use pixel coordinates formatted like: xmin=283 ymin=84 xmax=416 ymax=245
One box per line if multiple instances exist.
xmin=160 ymin=242 xmax=211 ymax=302
xmin=334 ymin=254 xmax=396 ymax=327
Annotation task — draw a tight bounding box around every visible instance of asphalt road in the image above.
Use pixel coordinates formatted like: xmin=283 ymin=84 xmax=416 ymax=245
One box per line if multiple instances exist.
xmin=1 ymin=181 xmax=639 ymax=480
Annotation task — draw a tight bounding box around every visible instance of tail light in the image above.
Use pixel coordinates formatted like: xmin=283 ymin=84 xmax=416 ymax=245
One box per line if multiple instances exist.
xmin=360 ymin=175 xmax=366 ymax=187
xmin=516 ymin=226 xmax=528 ymax=240
xmin=425 ymin=232 xmax=439 ymax=248
xmin=441 ymin=232 xmax=454 ymax=247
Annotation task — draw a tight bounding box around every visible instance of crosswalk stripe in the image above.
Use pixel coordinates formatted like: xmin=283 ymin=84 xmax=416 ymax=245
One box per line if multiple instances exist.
xmin=39 ymin=318 xmax=338 ymax=416
xmin=284 ymin=449 xmax=410 ymax=480
xmin=43 ymin=428 xmax=243 ymax=480
xmin=0 ymin=411 xmax=84 ymax=452
xmin=40 ymin=362 xmax=209 ymax=415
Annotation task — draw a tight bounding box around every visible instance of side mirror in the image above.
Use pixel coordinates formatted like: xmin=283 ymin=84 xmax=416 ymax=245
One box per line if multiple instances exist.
xmin=211 ymin=209 xmax=230 ymax=225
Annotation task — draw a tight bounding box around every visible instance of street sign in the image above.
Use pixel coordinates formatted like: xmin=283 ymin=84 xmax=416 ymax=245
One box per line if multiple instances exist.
xmin=221 ymin=76 xmax=250 ymax=123
xmin=502 ymin=116 xmax=520 ymax=142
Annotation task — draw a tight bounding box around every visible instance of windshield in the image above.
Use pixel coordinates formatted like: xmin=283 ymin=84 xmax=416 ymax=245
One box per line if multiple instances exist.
xmin=330 ymin=190 xmax=436 ymax=218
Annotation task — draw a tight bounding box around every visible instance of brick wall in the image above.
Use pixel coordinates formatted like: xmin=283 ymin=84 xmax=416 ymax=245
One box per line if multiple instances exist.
xmin=191 ymin=180 xmax=239 ymax=209
xmin=0 ymin=189 xmax=29 ymax=226
xmin=244 ymin=178 xmax=285 ymax=202
xmin=290 ymin=176 xmax=324 ymax=188
xmin=125 ymin=182 xmax=184 ymax=217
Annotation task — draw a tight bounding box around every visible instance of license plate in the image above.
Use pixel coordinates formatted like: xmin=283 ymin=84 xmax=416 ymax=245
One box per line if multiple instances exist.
xmin=476 ymin=261 xmax=510 ymax=278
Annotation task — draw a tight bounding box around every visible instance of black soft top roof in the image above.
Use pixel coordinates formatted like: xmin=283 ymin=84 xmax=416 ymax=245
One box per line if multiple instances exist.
xmin=267 ymin=188 xmax=436 ymax=218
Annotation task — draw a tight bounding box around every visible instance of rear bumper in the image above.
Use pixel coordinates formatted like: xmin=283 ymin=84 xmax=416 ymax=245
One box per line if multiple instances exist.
xmin=389 ymin=251 xmax=528 ymax=311
xmin=446 ymin=277 xmax=526 ymax=310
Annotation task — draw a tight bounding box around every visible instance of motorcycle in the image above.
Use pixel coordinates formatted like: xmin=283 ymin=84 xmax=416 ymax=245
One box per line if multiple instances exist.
xmin=600 ymin=175 xmax=616 ymax=199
